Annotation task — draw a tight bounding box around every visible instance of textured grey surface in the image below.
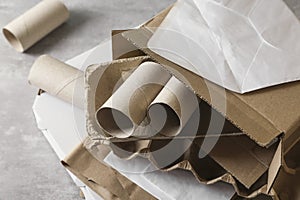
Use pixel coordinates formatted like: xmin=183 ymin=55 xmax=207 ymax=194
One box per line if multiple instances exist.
xmin=0 ymin=0 xmax=175 ymax=199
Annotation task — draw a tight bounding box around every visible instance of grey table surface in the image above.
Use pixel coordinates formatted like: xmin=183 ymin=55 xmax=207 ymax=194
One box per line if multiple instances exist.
xmin=0 ymin=0 xmax=175 ymax=199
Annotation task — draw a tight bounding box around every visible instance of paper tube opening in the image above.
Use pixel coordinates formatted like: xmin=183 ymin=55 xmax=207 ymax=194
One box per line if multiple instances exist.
xmin=97 ymin=108 xmax=134 ymax=138
xmin=3 ymin=0 xmax=69 ymax=52
xmin=148 ymin=103 xmax=180 ymax=136
xmin=2 ymin=28 xmax=23 ymax=52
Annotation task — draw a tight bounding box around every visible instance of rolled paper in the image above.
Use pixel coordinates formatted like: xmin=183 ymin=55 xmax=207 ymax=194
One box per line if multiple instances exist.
xmin=3 ymin=0 xmax=69 ymax=52
xmin=148 ymin=76 xmax=199 ymax=137
xmin=96 ymin=62 xmax=172 ymax=138
xmin=28 ymin=55 xmax=84 ymax=108
xmin=96 ymin=61 xmax=199 ymax=139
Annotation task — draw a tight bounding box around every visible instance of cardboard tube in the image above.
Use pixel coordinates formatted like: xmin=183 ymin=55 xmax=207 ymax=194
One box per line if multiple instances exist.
xmin=96 ymin=61 xmax=198 ymax=139
xmin=3 ymin=0 xmax=69 ymax=52
xmin=148 ymin=76 xmax=199 ymax=137
xmin=96 ymin=62 xmax=172 ymax=138
xmin=28 ymin=55 xmax=84 ymax=108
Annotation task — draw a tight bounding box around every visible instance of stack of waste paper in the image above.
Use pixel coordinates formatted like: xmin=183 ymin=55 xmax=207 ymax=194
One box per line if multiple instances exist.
xmin=28 ymin=0 xmax=300 ymax=199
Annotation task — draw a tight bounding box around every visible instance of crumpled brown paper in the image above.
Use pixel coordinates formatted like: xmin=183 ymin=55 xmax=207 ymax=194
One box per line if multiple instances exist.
xmin=62 ymin=141 xmax=156 ymax=200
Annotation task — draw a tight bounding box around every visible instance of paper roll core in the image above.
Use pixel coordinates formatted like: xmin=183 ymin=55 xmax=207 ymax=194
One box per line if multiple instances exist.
xmin=95 ymin=61 xmax=199 ymax=139
xmin=148 ymin=103 xmax=181 ymax=136
xmin=97 ymin=108 xmax=134 ymax=138
xmin=96 ymin=61 xmax=172 ymax=138
xmin=2 ymin=28 xmax=23 ymax=52
xmin=28 ymin=55 xmax=84 ymax=108
xmin=3 ymin=0 xmax=69 ymax=52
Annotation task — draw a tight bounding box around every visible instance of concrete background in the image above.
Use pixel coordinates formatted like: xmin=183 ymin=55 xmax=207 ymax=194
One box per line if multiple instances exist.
xmin=0 ymin=0 xmax=174 ymax=199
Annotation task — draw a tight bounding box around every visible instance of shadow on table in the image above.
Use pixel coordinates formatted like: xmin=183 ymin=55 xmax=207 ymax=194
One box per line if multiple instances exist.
xmin=26 ymin=9 xmax=94 ymax=55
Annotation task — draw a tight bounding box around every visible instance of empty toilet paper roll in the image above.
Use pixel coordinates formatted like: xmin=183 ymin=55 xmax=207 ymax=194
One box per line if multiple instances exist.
xmin=3 ymin=0 xmax=69 ymax=52
xmin=148 ymin=76 xmax=199 ymax=137
xmin=28 ymin=55 xmax=84 ymax=108
xmin=96 ymin=61 xmax=199 ymax=139
xmin=96 ymin=62 xmax=172 ymax=138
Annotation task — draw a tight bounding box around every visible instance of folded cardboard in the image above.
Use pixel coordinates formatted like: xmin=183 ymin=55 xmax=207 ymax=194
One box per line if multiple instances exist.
xmin=85 ymin=26 xmax=298 ymax=199
xmin=128 ymin=1 xmax=300 ymax=153
xmin=27 ymin=4 xmax=300 ymax=199
xmin=85 ymin=56 xmax=275 ymax=192
xmin=122 ymin=1 xmax=300 ymax=155
xmin=29 ymin=41 xmax=238 ymax=200
xmin=231 ymin=194 xmax=273 ymax=200
xmin=272 ymin=168 xmax=300 ymax=200
xmin=105 ymin=5 xmax=300 ymax=199
xmin=127 ymin=0 xmax=300 ymax=161
xmin=27 ymin=49 xmax=243 ymax=199
xmin=33 ymin=80 xmax=237 ymax=200
xmin=111 ymin=30 xmax=145 ymax=60
xmin=84 ymin=34 xmax=274 ymax=195
xmin=285 ymin=140 xmax=300 ymax=170
xmin=84 ymin=53 xmax=281 ymax=198
xmin=104 ymin=151 xmax=235 ymax=200
xmin=111 ymin=37 xmax=277 ymax=195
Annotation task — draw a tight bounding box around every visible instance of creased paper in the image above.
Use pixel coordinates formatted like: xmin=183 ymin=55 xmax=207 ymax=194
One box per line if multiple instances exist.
xmin=148 ymin=0 xmax=300 ymax=93
xmin=3 ymin=0 xmax=69 ymax=52
xmin=28 ymin=55 xmax=84 ymax=108
xmin=62 ymin=142 xmax=156 ymax=200
xmin=106 ymin=134 xmax=279 ymax=197
xmin=96 ymin=61 xmax=198 ymax=139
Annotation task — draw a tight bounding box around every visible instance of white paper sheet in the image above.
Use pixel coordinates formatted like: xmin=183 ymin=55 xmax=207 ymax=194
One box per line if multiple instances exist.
xmin=33 ymin=94 xmax=103 ymax=200
xmin=148 ymin=0 xmax=300 ymax=93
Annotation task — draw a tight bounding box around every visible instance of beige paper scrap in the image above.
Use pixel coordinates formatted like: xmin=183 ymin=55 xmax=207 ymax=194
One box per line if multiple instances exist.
xmin=3 ymin=0 xmax=69 ymax=52
xmin=28 ymin=55 xmax=84 ymax=108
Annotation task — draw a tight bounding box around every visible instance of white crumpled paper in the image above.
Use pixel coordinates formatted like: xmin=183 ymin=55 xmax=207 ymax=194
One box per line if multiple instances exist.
xmin=148 ymin=0 xmax=300 ymax=93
